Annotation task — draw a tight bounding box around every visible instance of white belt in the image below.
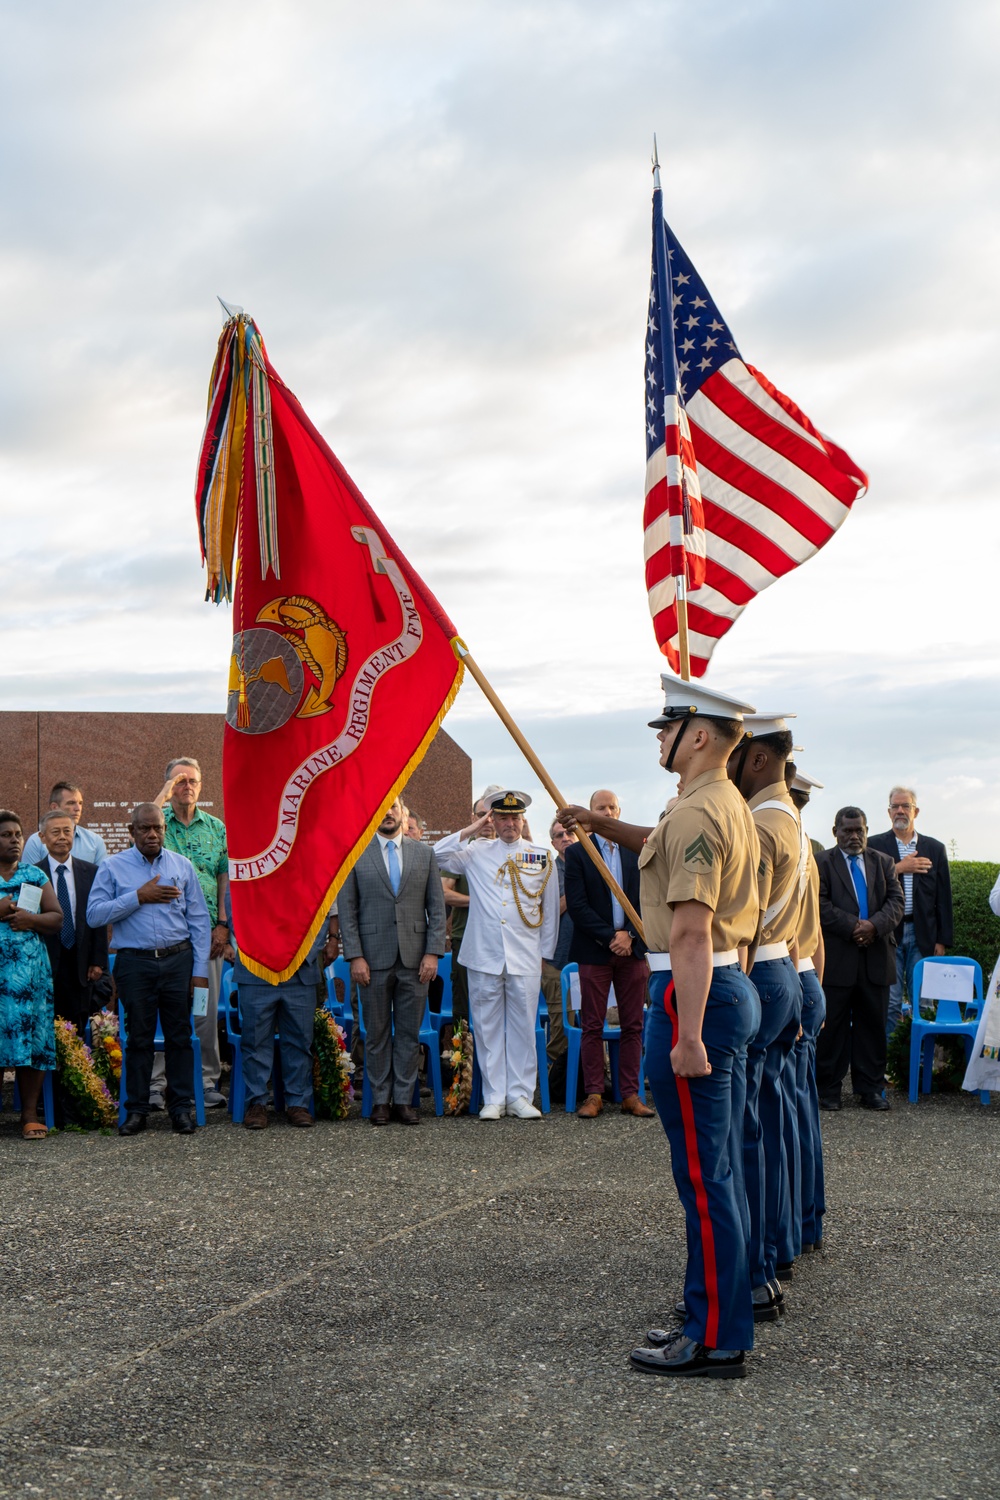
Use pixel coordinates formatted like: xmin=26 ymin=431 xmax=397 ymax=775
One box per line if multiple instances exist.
xmin=796 ymin=957 xmax=815 ymax=973
xmin=753 ymin=941 xmax=790 ymax=963
xmin=647 ymin=950 xmax=738 ymax=971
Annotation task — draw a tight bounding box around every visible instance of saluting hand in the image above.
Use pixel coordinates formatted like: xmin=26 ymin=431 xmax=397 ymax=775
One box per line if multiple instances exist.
xmin=461 ymin=811 xmax=494 ymax=840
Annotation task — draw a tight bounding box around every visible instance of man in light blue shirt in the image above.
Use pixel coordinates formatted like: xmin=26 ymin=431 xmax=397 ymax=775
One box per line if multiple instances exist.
xmin=88 ymin=803 xmax=210 ymax=1136
xmin=23 ymin=781 xmax=108 ymax=866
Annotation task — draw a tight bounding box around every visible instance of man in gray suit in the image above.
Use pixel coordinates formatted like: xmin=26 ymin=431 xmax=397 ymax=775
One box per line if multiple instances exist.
xmin=339 ymin=798 xmax=447 ymax=1125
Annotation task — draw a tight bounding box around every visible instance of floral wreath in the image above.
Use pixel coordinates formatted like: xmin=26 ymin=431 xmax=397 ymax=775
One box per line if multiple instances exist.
xmin=445 ymin=1020 xmax=474 ymax=1115
xmin=312 ymin=1008 xmax=355 ymax=1119
xmin=54 ymin=1018 xmax=118 ymax=1130
xmin=89 ymin=1009 xmax=122 ymax=1100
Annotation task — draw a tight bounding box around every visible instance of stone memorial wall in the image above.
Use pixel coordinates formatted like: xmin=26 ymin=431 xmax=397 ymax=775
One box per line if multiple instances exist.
xmin=0 ymin=712 xmax=472 ymax=850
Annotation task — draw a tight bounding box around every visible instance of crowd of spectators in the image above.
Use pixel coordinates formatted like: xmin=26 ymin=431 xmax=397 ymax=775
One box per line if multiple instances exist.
xmin=0 ymin=762 xmax=971 ymax=1142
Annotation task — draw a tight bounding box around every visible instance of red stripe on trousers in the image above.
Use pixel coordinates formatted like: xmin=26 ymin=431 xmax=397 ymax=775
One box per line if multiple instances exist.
xmin=663 ymin=979 xmax=720 ymax=1348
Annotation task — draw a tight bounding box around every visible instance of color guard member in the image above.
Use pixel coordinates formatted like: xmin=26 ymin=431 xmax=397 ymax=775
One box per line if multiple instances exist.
xmin=728 ymin=713 xmax=806 ymax=1303
xmin=788 ymin=766 xmax=827 ymax=1254
xmin=559 ymin=674 xmax=762 ymax=1378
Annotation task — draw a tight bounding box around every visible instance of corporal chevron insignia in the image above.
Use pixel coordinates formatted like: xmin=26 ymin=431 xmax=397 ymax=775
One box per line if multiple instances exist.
xmin=684 ymin=832 xmax=714 ymax=868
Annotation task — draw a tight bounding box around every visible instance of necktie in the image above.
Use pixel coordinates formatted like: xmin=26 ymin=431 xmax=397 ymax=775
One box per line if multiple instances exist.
xmin=850 ymin=856 xmax=869 ymax=920
xmin=601 ymin=840 xmax=625 ymax=930
xmin=56 ymin=865 xmax=75 ymax=949
xmin=387 ymin=839 xmax=401 ymax=897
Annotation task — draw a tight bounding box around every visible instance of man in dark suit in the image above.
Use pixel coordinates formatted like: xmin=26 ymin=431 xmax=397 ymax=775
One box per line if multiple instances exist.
xmin=815 ymin=807 xmax=905 ymax=1112
xmin=34 ymin=809 xmax=108 ymax=1033
xmin=564 ymin=789 xmax=654 ymax=1119
xmin=339 ymin=798 xmax=447 ymax=1125
xmin=867 ymin=787 xmax=953 ymax=1038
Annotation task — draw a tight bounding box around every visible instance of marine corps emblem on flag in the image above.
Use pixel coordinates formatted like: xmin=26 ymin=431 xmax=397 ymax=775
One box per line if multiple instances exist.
xmin=228 ymin=595 xmax=348 ymax=732
xmin=195 ymin=314 xmax=464 ymax=982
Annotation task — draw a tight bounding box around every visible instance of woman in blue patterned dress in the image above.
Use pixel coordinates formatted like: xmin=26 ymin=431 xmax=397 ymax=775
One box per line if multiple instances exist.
xmin=0 ymin=811 xmax=63 ymax=1138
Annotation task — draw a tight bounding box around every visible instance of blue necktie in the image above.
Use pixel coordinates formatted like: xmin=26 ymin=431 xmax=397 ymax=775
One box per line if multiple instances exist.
xmin=850 ymin=856 xmax=869 ymax=920
xmin=56 ymin=865 xmax=75 ymax=949
xmin=387 ymin=840 xmax=401 ymax=897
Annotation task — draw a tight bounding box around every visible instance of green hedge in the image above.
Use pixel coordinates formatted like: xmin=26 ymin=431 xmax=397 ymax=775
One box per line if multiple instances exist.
xmin=950 ymin=861 xmax=1000 ymax=979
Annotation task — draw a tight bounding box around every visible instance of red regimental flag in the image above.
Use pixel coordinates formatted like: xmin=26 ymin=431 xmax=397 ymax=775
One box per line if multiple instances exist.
xmin=196 ymin=317 xmax=464 ymax=981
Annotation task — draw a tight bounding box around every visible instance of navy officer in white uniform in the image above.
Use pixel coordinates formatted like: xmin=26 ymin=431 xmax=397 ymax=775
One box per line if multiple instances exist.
xmin=434 ymin=790 xmax=560 ymax=1119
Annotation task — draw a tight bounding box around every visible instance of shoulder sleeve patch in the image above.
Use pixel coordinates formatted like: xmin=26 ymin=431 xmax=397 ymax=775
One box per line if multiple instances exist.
xmin=684 ymin=833 xmax=714 ymax=868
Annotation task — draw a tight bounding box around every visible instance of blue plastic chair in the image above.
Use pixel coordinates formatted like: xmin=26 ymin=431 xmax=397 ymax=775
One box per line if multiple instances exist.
xmin=435 ymin=952 xmax=453 ymax=1020
xmin=325 ymin=956 xmax=352 ymax=1014
xmin=465 ymin=991 xmax=551 ymax=1115
xmin=560 ymin=963 xmax=648 ymax=1112
xmin=117 ymin=1001 xmax=206 ymax=1127
xmin=11 ymin=1071 xmax=56 ymax=1130
xmin=909 ymin=956 xmax=987 ymax=1105
xmin=324 ymin=957 xmax=356 ymax=1049
xmin=353 ymin=995 xmax=443 ymax=1118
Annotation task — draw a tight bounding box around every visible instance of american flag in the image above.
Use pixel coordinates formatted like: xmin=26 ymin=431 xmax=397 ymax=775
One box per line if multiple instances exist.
xmin=643 ymin=191 xmax=867 ymax=678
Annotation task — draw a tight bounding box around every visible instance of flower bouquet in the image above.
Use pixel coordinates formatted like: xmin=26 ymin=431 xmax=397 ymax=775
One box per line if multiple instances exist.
xmin=88 ymin=1008 xmax=122 ymax=1100
xmin=312 ymin=1008 xmax=355 ymax=1119
xmin=444 ymin=1019 xmax=474 ymax=1115
xmin=54 ymin=1018 xmax=118 ymax=1129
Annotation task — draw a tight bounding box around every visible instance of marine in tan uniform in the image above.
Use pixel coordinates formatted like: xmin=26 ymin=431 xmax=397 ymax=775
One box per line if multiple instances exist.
xmin=727 ymin=712 xmax=806 ymax=1304
xmin=786 ymin=761 xmax=827 ymax=1253
xmin=558 ymin=674 xmax=763 ymax=1379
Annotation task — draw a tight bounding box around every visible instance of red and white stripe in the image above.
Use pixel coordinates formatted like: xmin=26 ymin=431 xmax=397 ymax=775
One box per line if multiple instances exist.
xmin=644 ymin=394 xmax=708 ymax=603
xmin=646 ymin=359 xmax=867 ymax=677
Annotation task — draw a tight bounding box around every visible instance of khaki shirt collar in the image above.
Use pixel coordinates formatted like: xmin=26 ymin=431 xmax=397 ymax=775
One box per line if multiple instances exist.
xmin=675 ymin=766 xmax=729 ymax=802
xmin=748 ymin=780 xmax=793 ymax=810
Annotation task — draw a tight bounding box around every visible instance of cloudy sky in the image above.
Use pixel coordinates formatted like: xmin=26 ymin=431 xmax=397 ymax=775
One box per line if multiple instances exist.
xmin=2 ymin=0 xmax=998 ymax=855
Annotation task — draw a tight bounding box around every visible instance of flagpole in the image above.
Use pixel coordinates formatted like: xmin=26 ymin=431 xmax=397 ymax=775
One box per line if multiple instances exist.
xmin=676 ymin=575 xmax=692 ymax=681
xmin=652 ymin=137 xmax=692 ymax=683
xmin=457 ymin=647 xmax=646 ymax=943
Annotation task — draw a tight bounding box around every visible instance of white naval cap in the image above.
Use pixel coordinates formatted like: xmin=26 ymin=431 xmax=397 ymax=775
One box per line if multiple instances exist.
xmin=488 ymin=789 xmax=533 ymax=814
xmin=791 ymin=770 xmax=824 ymax=794
xmin=648 ymin=672 xmax=756 ymax=729
xmin=741 ymin=712 xmax=796 ymax=737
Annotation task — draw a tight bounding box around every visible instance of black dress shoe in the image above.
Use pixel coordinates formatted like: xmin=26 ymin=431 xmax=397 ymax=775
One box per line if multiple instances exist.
xmin=860 ymin=1093 xmax=891 ymax=1111
xmin=819 ymin=1096 xmax=842 ymax=1111
xmin=658 ymin=1279 xmax=784 ymax=1335
xmin=395 ymin=1104 xmax=420 ymax=1126
xmin=631 ymin=1333 xmax=746 ymax=1379
xmin=118 ymin=1113 xmax=147 ymax=1137
xmin=775 ymin=1261 xmax=795 ymax=1281
xmin=802 ymin=1238 xmax=823 ymax=1255
xmin=752 ymin=1281 xmax=786 ymax=1320
xmin=370 ymin=1103 xmax=391 ymax=1126
xmin=171 ymin=1111 xmax=197 ymax=1134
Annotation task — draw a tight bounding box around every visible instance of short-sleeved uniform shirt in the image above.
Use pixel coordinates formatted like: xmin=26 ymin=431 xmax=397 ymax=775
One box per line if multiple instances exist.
xmin=795 ymin=845 xmax=821 ymax=962
xmin=748 ymin=781 xmax=803 ymax=947
xmin=638 ymin=767 xmax=761 ymax=954
xmin=162 ymin=806 xmax=228 ymax=925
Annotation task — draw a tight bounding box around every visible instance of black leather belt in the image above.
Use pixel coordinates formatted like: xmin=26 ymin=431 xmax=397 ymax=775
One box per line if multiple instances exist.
xmin=115 ymin=940 xmax=192 ymax=960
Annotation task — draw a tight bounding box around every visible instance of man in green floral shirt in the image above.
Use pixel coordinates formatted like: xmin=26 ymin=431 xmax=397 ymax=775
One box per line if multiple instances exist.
xmin=148 ymin=757 xmax=229 ymax=1107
